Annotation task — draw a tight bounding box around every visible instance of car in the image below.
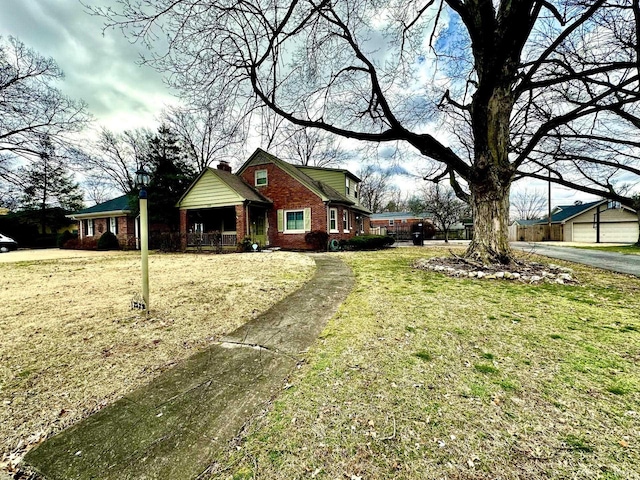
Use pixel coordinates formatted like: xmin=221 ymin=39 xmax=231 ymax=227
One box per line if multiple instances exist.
xmin=0 ymin=233 xmax=18 ymax=252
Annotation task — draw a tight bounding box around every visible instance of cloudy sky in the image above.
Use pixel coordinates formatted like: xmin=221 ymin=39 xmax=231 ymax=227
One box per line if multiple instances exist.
xmin=0 ymin=0 xmax=176 ymax=132
xmin=0 ymin=0 xmax=596 ymax=207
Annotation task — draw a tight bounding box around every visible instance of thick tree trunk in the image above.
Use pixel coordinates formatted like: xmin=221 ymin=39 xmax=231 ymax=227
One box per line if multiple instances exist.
xmin=465 ymin=84 xmax=515 ymax=265
xmin=466 ymin=181 xmax=512 ymax=265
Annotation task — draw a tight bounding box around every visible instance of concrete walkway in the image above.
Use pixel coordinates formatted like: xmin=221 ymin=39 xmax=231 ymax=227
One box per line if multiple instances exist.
xmin=23 ymin=254 xmax=354 ymax=480
xmin=512 ymin=242 xmax=640 ymax=277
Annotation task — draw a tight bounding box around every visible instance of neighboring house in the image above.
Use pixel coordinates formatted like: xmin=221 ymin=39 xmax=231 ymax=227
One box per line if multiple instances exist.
xmin=370 ymin=212 xmax=431 ymax=229
xmin=370 ymin=212 xmax=472 ymax=240
xmin=176 ymin=148 xmax=371 ymax=250
xmin=510 ymin=199 xmax=638 ymax=243
xmin=68 ymin=195 xmax=136 ymax=246
xmin=370 ymin=212 xmax=433 ymax=240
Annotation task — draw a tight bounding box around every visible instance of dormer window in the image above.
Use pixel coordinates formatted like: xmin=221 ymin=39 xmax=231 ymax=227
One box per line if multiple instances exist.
xmin=255 ymin=169 xmax=267 ymax=186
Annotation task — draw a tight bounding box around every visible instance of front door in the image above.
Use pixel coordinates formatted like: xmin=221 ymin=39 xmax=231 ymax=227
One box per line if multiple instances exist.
xmin=250 ymin=209 xmax=267 ymax=247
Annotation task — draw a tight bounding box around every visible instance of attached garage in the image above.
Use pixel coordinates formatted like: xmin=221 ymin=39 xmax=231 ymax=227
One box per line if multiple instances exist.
xmin=561 ymin=200 xmax=639 ymax=243
xmin=572 ymin=221 xmax=638 ymax=243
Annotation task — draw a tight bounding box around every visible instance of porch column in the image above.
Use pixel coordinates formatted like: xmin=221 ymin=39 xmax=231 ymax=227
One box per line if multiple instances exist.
xmin=235 ymin=204 xmax=247 ymax=242
xmin=179 ymin=209 xmax=188 ymax=251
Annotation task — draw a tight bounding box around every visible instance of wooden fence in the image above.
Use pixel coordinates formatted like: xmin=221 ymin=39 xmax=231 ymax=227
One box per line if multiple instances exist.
xmin=509 ymin=224 xmax=563 ymax=242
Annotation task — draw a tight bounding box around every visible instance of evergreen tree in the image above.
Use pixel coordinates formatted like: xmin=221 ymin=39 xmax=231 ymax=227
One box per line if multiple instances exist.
xmin=20 ymin=137 xmax=84 ymax=233
xmin=144 ymin=125 xmax=196 ymax=230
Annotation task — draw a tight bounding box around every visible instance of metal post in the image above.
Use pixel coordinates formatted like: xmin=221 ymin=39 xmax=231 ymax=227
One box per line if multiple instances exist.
xmin=547 ymin=170 xmax=552 ymax=240
xmin=140 ymin=191 xmax=149 ymax=311
xmin=596 ymin=203 xmax=601 ymax=244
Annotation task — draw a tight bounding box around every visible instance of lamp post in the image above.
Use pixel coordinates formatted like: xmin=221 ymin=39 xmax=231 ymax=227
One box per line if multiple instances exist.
xmin=136 ymin=168 xmax=150 ymax=311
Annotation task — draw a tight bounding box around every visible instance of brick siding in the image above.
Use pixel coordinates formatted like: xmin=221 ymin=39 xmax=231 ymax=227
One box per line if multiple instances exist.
xmin=239 ymin=163 xmax=368 ymax=250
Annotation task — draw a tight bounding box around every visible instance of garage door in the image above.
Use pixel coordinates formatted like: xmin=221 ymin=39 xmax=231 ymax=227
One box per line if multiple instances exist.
xmin=573 ymin=222 xmax=638 ymax=243
xmin=572 ymin=223 xmax=596 ymax=242
xmin=601 ymin=222 xmax=638 ymax=243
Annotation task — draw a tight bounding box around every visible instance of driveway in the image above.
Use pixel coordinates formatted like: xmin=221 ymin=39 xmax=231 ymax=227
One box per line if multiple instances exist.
xmin=511 ymin=242 xmax=640 ymax=277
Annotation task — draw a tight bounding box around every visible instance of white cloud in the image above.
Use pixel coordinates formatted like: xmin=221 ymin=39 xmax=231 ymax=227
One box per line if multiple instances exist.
xmin=0 ymin=0 xmax=177 ymax=132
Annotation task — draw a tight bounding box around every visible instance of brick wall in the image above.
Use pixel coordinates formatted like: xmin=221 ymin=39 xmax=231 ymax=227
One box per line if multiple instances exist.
xmin=240 ymin=163 xmax=327 ymax=249
xmin=235 ymin=204 xmax=247 ymax=240
xmin=240 ymin=163 xmax=368 ymax=249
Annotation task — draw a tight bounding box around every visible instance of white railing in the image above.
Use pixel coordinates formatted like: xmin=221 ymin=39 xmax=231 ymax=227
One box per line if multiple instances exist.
xmin=187 ymin=232 xmax=237 ymax=247
xmin=221 ymin=232 xmax=237 ymax=246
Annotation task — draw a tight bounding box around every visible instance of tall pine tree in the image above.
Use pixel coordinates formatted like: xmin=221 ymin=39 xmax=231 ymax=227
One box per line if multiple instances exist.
xmin=144 ymin=125 xmax=196 ymax=230
xmin=21 ymin=137 xmax=84 ymax=233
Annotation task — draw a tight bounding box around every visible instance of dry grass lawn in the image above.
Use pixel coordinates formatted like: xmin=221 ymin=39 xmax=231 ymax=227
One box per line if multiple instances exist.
xmin=0 ymin=250 xmax=314 ymax=472
xmin=216 ymin=247 xmax=640 ymax=480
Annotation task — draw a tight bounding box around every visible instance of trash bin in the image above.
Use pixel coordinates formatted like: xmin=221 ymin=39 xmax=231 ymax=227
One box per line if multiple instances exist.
xmin=412 ymin=231 xmax=423 ymax=246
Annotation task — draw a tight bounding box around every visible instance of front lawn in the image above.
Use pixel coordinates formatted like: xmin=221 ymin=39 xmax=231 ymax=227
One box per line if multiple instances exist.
xmin=217 ymin=247 xmax=640 ymax=480
xmin=0 ymin=251 xmax=314 ymax=472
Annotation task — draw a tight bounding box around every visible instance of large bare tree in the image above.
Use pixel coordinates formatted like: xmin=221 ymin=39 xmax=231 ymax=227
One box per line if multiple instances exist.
xmin=161 ymin=104 xmax=243 ymax=171
xmin=82 ymin=127 xmax=151 ymax=194
xmin=510 ymin=188 xmax=547 ymax=221
xmin=91 ymin=1 xmax=640 ymax=263
xmin=0 ymin=36 xmax=90 ymax=188
xmin=357 ymin=164 xmax=393 ymax=213
xmin=275 ymin=124 xmax=351 ymax=167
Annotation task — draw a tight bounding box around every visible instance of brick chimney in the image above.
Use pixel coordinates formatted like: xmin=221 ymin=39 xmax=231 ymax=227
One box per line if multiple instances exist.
xmin=217 ymin=160 xmax=232 ymax=172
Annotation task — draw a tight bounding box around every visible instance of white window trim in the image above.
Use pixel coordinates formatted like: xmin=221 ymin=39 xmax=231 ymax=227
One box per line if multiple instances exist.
xmin=343 ymin=210 xmax=349 ymax=233
xmin=87 ymin=219 xmax=94 ymax=236
xmin=329 ymin=208 xmax=339 ymax=233
xmin=389 ymin=219 xmax=395 ymax=226
xmin=284 ymin=209 xmax=305 ymax=234
xmin=109 ymin=217 xmax=117 ymax=234
xmin=255 ymin=169 xmax=268 ymax=186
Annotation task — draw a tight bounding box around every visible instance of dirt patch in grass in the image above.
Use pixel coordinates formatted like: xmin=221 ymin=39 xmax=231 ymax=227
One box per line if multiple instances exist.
xmin=212 ymin=246 xmax=640 ymax=480
xmin=0 ymin=251 xmax=314 ymax=474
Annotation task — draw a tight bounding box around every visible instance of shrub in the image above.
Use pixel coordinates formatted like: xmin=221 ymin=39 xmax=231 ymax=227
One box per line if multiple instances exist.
xmin=305 ymin=230 xmax=330 ymax=251
xmin=238 ymin=236 xmax=254 ymax=252
xmin=33 ymin=235 xmax=58 ymax=248
xmin=151 ymin=232 xmax=183 ymax=252
xmin=343 ymin=235 xmax=395 ymax=251
xmin=97 ymin=231 xmax=120 ymax=250
xmin=57 ymin=230 xmax=77 ymax=248
xmin=63 ymin=237 xmax=98 ymax=250
xmin=423 ymin=222 xmax=436 ymax=239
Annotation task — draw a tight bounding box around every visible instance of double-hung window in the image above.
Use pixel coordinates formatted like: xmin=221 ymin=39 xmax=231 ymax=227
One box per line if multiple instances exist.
xmin=285 ymin=210 xmax=305 ymax=233
xmin=343 ymin=210 xmax=349 ymax=232
xmin=329 ymin=208 xmax=338 ymax=233
xmin=86 ymin=219 xmax=94 ymax=236
xmin=109 ymin=217 xmax=118 ymax=234
xmin=255 ymin=170 xmax=268 ymax=186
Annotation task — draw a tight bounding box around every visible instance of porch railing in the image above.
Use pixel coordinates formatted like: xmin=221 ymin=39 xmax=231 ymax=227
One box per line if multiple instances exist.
xmin=187 ymin=231 xmax=238 ymax=248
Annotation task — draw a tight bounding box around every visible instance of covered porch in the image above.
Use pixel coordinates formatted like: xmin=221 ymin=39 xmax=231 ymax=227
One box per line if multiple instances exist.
xmin=179 ymin=203 xmax=271 ymax=251
xmin=185 ymin=206 xmax=239 ymax=248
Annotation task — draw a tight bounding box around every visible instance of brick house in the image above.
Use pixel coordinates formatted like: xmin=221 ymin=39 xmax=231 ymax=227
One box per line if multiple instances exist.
xmin=68 ymin=195 xmax=137 ymax=247
xmin=176 ymin=148 xmax=371 ymax=250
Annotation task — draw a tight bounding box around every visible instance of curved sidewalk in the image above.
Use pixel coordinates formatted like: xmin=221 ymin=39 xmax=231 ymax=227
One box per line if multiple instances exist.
xmin=24 ymin=254 xmax=354 ymax=480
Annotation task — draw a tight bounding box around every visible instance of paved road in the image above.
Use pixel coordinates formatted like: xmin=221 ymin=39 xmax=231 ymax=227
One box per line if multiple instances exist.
xmin=512 ymin=242 xmax=640 ymax=277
